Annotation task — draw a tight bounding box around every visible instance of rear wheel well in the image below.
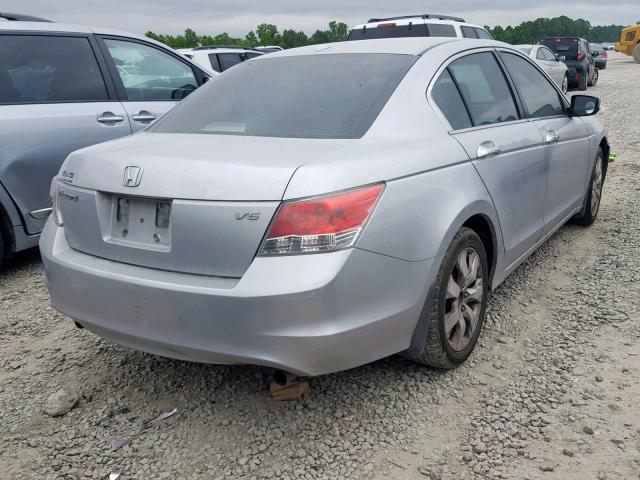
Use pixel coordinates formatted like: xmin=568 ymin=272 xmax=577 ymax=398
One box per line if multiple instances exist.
xmin=0 ymin=202 xmax=14 ymax=258
xmin=599 ymin=137 xmax=610 ymax=178
xmin=462 ymin=215 xmax=496 ymax=286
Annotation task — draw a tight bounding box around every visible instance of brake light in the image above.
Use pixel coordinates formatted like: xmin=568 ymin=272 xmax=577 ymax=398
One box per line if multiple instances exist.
xmin=377 ymin=22 xmax=396 ymax=28
xmin=258 ymin=184 xmax=384 ymax=255
xmin=577 ymin=43 xmax=585 ymax=60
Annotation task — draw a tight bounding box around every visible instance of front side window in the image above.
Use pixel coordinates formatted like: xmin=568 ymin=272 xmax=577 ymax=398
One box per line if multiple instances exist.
xmin=500 ymin=52 xmax=565 ymax=119
xmin=447 ymin=52 xmax=519 ymax=126
xmin=431 ymin=70 xmax=472 ymax=130
xmin=0 ymin=35 xmax=107 ymax=104
xmin=150 ymin=53 xmax=416 ymax=139
xmin=103 ymin=39 xmax=197 ymax=101
xmin=625 ymin=31 xmax=635 ymax=42
xmin=461 ymin=26 xmax=478 ymax=39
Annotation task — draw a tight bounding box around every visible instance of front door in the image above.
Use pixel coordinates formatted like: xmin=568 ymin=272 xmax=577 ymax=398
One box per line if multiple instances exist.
xmin=98 ymin=37 xmax=202 ymax=132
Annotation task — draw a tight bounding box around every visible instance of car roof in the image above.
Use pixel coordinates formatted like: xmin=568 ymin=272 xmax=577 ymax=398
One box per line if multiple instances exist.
xmin=261 ymin=37 xmax=508 ymax=58
xmin=0 ymin=20 xmax=169 ymax=49
xmin=351 ymin=17 xmax=486 ymax=31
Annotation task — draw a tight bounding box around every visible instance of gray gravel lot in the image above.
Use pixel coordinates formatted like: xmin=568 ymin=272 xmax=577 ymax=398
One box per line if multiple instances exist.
xmin=1 ymin=52 xmax=639 ymax=480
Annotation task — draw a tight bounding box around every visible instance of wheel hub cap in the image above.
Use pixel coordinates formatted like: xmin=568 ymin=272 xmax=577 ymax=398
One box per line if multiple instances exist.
xmin=444 ymin=247 xmax=484 ymax=352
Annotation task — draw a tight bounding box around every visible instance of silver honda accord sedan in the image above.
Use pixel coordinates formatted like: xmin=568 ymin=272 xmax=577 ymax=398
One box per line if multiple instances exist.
xmin=40 ymin=37 xmax=609 ymax=376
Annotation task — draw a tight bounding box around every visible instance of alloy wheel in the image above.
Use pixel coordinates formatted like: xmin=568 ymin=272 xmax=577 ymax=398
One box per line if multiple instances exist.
xmin=591 ymin=159 xmax=603 ymax=215
xmin=444 ymin=247 xmax=484 ymax=352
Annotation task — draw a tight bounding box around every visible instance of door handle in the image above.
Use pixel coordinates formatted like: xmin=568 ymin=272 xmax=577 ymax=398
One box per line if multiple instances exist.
xmin=476 ymin=141 xmax=501 ymax=159
xmin=97 ymin=112 xmax=125 ymax=124
xmin=544 ymin=129 xmax=559 ymax=144
xmin=132 ymin=111 xmax=158 ymax=123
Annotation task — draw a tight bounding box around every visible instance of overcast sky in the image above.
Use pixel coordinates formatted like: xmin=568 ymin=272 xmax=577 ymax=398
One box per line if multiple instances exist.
xmin=4 ymin=0 xmax=636 ymax=36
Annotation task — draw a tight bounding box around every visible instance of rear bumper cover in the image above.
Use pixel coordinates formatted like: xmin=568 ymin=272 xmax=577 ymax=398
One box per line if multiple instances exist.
xmin=40 ymin=220 xmax=436 ymax=376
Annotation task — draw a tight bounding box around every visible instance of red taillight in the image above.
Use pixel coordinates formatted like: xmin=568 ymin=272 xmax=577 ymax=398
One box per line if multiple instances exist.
xmin=377 ymin=22 xmax=397 ymax=28
xmin=259 ymin=184 xmax=384 ymax=255
xmin=577 ymin=52 xmax=585 ymax=60
xmin=602 ymin=50 xmax=608 ymax=57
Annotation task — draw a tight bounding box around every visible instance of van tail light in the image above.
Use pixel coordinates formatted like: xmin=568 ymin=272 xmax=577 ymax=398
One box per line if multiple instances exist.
xmin=258 ymin=183 xmax=384 ymax=256
xmin=50 ymin=176 xmax=64 ymax=227
xmin=577 ymin=43 xmax=585 ymax=60
xmin=377 ymin=22 xmax=397 ymax=28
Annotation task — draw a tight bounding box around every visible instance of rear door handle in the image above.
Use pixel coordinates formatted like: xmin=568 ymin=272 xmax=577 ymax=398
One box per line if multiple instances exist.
xmin=132 ymin=111 xmax=158 ymax=124
xmin=544 ymin=129 xmax=559 ymax=144
xmin=97 ymin=112 xmax=125 ymax=124
xmin=476 ymin=141 xmax=501 ymax=159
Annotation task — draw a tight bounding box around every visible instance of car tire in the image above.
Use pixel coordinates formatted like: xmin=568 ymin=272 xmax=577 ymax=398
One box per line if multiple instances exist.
xmin=0 ymin=227 xmax=4 ymax=272
xmin=561 ymin=73 xmax=569 ymax=94
xmin=411 ymin=227 xmax=489 ymax=369
xmin=634 ymin=44 xmax=640 ymax=64
xmin=588 ymin=68 xmax=599 ymax=87
xmin=578 ymin=74 xmax=588 ymax=91
xmin=573 ymin=148 xmax=605 ymax=226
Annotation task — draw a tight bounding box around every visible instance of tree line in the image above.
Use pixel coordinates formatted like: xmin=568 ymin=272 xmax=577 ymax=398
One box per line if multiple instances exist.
xmin=145 ymin=16 xmax=627 ymax=50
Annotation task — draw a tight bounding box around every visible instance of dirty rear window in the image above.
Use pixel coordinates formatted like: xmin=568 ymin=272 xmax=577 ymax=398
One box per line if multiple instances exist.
xmin=541 ymin=38 xmax=578 ymax=59
xmin=150 ymin=53 xmax=416 ymax=139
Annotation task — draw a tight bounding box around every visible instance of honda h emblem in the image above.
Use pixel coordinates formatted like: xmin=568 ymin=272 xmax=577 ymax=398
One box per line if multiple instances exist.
xmin=122 ymin=166 xmax=143 ymax=187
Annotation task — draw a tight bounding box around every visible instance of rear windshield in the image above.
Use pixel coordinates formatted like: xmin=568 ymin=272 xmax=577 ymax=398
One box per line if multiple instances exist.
xmin=541 ymin=38 xmax=578 ymax=58
xmin=150 ymin=54 xmax=416 ymax=139
xmin=348 ymin=24 xmax=430 ymax=40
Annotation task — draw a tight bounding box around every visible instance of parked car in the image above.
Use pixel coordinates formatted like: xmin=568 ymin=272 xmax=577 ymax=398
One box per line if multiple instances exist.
xmin=0 ymin=14 xmax=209 ymax=269
xmin=540 ymin=37 xmax=597 ymax=90
xmin=516 ymin=44 xmax=569 ymax=93
xmin=177 ymin=46 xmax=264 ymax=75
xmin=615 ymin=24 xmax=640 ymax=63
xmin=348 ymin=14 xmax=493 ymax=41
xmin=589 ymin=43 xmax=608 ymax=69
xmin=41 ymin=37 xmax=609 ymax=376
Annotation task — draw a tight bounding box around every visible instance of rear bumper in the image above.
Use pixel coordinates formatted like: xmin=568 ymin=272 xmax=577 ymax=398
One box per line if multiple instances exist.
xmin=566 ymin=64 xmax=587 ymax=83
xmin=40 ymin=220 xmax=436 ymax=376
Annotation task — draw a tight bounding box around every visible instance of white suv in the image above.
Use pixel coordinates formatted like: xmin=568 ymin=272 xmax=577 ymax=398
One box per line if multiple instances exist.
xmin=348 ymin=14 xmax=492 ymax=41
xmin=178 ymin=46 xmax=264 ymax=75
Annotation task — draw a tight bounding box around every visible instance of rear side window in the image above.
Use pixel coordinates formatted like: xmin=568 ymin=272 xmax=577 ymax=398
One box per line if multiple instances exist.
xmin=0 ymin=35 xmax=108 ymax=104
xmin=427 ymin=24 xmax=456 ymax=37
xmin=431 ymin=70 xmax=472 ymax=130
xmin=348 ymin=24 xmax=430 ymax=40
xmin=475 ymin=28 xmax=493 ymax=40
xmin=536 ymin=48 xmax=546 ymax=60
xmin=447 ymin=52 xmax=518 ymax=126
xmin=103 ymin=39 xmax=198 ymax=101
xmin=461 ymin=26 xmax=478 ymax=39
xmin=217 ymin=53 xmax=243 ymax=71
xmin=500 ymin=53 xmax=565 ymax=119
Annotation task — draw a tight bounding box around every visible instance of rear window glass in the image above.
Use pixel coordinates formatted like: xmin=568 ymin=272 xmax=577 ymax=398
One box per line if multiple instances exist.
xmin=427 ymin=24 xmax=456 ymax=37
xmin=348 ymin=24 xmax=430 ymax=40
xmin=151 ymin=54 xmax=416 ymax=139
xmin=541 ymin=38 xmax=578 ymax=59
xmin=0 ymin=35 xmax=108 ymax=104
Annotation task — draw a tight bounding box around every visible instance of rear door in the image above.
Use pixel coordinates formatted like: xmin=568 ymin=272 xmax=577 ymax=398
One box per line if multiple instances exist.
xmin=97 ymin=37 xmax=205 ymax=132
xmin=431 ymin=50 xmax=548 ymax=269
xmin=499 ymin=50 xmax=589 ymax=234
xmin=0 ymin=32 xmax=131 ymax=235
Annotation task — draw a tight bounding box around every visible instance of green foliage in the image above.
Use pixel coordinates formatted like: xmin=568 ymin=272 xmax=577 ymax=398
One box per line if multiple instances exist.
xmin=487 ymin=16 xmax=626 ymax=44
xmin=145 ymin=21 xmax=349 ymax=49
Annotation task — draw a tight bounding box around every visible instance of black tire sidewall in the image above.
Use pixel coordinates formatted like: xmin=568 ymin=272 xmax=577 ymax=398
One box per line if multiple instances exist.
xmin=436 ymin=230 xmax=489 ymax=364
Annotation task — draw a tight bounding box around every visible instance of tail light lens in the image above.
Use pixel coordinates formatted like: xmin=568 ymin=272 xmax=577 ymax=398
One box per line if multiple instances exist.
xmin=50 ymin=176 xmax=63 ymax=227
xmin=577 ymin=43 xmax=585 ymax=61
xmin=258 ymin=183 xmax=384 ymax=256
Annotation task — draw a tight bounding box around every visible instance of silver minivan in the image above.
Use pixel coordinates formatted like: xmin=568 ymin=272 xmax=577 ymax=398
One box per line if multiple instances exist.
xmin=0 ymin=15 xmax=208 ymax=267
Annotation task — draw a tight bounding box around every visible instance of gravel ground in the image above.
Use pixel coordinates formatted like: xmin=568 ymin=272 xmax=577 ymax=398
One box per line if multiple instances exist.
xmin=1 ymin=52 xmax=639 ymax=480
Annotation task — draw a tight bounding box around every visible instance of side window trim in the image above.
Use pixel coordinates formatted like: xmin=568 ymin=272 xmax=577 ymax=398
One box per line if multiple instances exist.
xmin=0 ymin=31 xmax=117 ymax=105
xmin=95 ymin=35 xmax=207 ymax=102
xmin=496 ymin=48 xmax=570 ymax=118
xmin=427 ymin=48 xmax=527 ymax=133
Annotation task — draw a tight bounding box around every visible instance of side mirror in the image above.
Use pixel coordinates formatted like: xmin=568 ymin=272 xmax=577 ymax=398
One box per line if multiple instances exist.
xmin=559 ymin=55 xmax=566 ymax=61
xmin=570 ymin=95 xmax=600 ymax=116
xmin=591 ymin=51 xmax=599 ymax=57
